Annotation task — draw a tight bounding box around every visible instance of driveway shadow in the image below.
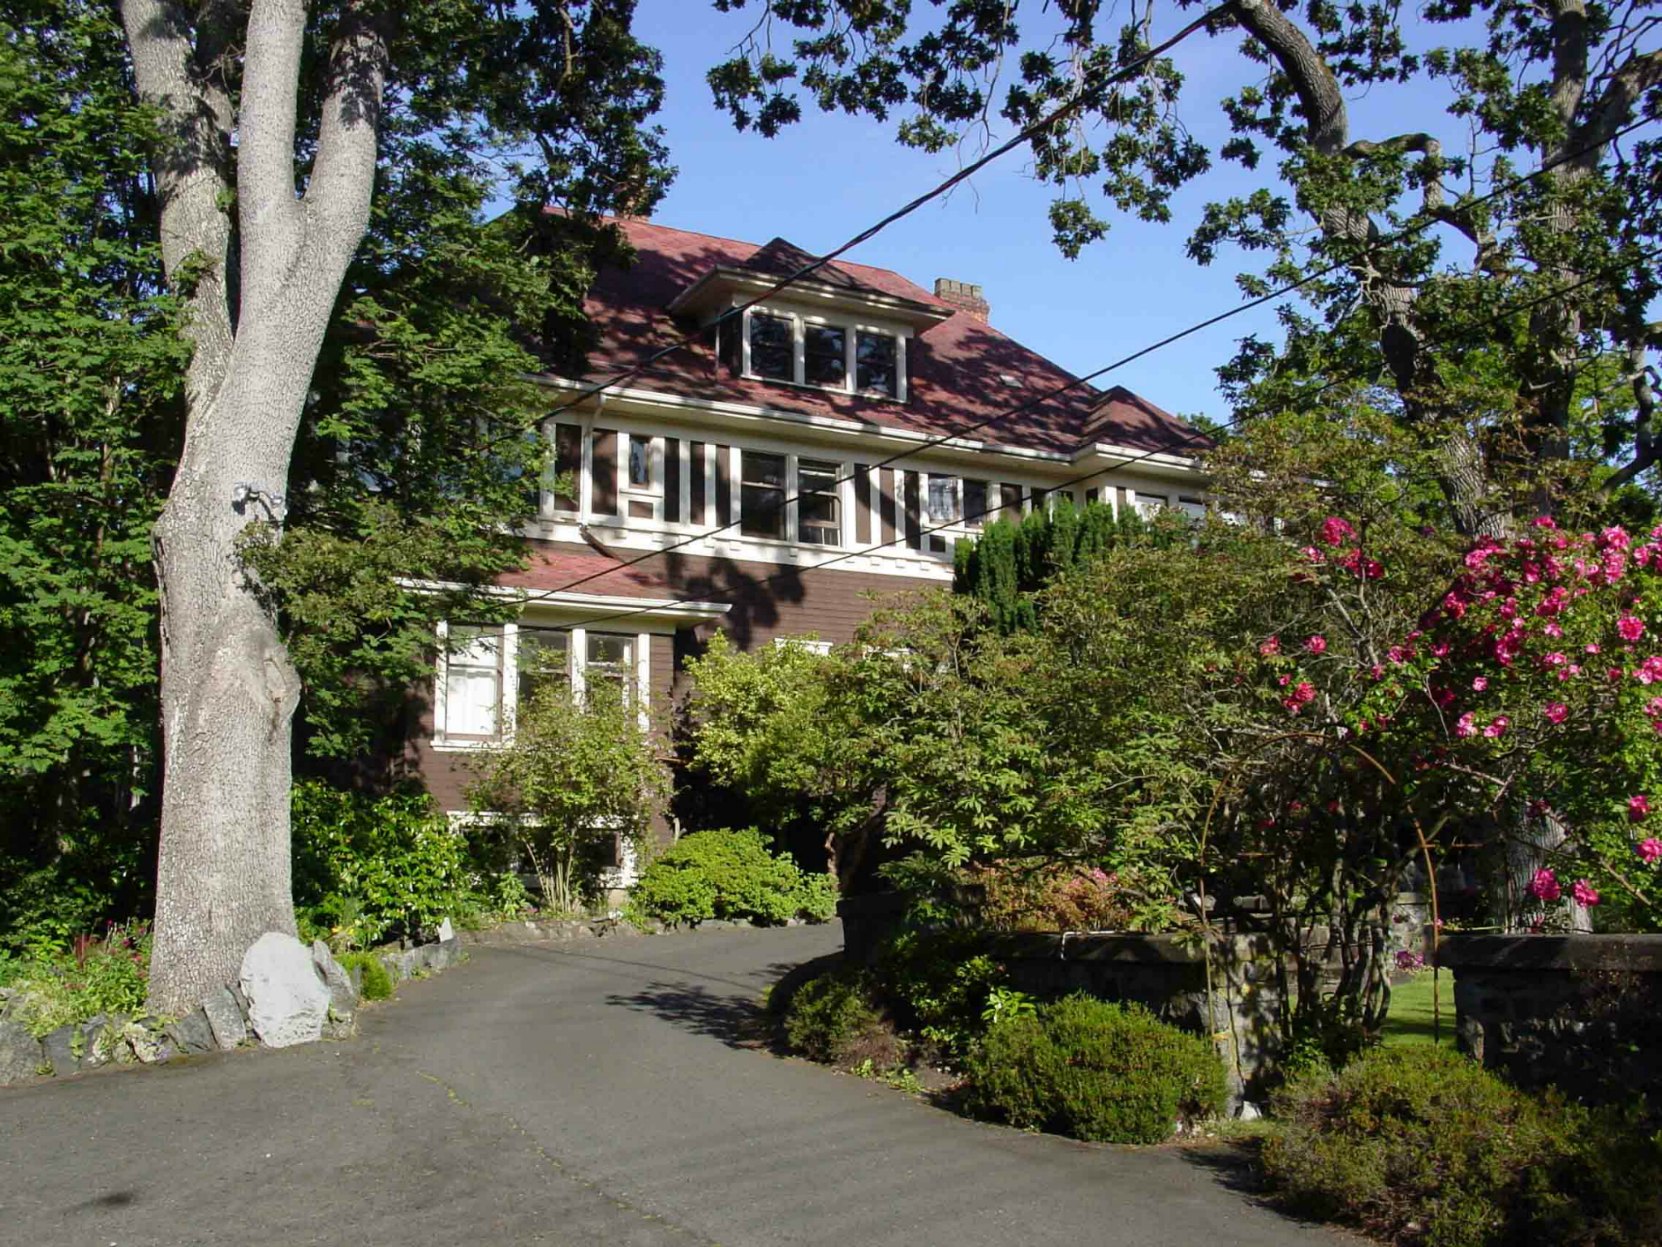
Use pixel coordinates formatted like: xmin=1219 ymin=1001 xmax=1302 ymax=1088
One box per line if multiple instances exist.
xmin=604 ymin=980 xmax=781 ymax=1052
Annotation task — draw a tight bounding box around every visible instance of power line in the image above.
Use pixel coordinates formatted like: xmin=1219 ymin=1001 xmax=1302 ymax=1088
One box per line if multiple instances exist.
xmin=539 ymin=245 xmax=1662 ymax=635
xmin=522 ymin=110 xmax=1660 ymax=604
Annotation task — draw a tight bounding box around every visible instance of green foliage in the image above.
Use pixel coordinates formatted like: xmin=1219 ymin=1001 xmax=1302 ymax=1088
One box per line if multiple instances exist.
xmin=624 ymin=829 xmax=834 ymax=928
xmin=467 ymin=682 xmax=665 ymax=916
xmin=953 ymin=499 xmax=1165 ymax=632
xmin=1263 ymin=1047 xmax=1662 ymax=1247
xmin=964 ymin=994 xmax=1228 ymax=1144
xmin=783 ymin=969 xmax=884 ymax=1064
xmin=0 ymin=923 xmax=151 ymax=1037
xmin=292 ymin=780 xmax=497 ymax=948
xmin=875 ymin=927 xmax=1007 ymax=1060
xmin=338 ymin=951 xmax=395 ymax=1003
xmin=0 ymin=0 xmax=185 ymax=936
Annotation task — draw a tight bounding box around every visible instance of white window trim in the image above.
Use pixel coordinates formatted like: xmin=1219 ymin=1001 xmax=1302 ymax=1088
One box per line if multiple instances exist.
xmin=739 ymin=305 xmax=907 ymax=402
xmin=432 ymin=621 xmax=654 ymax=752
xmin=737 ymin=446 xmax=847 ymax=549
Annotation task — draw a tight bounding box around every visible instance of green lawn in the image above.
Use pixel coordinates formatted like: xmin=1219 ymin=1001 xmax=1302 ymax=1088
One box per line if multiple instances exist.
xmin=1380 ymin=971 xmax=1456 ymax=1047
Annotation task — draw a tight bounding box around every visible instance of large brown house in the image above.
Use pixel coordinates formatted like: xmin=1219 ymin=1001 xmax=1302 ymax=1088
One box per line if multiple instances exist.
xmin=417 ymin=217 xmax=1208 ymax=866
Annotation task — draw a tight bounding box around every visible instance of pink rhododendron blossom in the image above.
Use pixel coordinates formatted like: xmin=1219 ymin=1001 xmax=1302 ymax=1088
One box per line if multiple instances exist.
xmin=1572 ymin=880 xmax=1601 ymax=907
xmin=1483 ymin=716 xmax=1511 ymax=738
xmin=1639 ymin=838 xmax=1662 ymax=865
xmin=1542 ymin=702 xmax=1569 ymax=724
xmin=1388 ymin=646 xmax=1407 ymax=664
xmin=1600 ymin=526 xmax=1631 ymax=551
xmin=1320 ymin=516 xmax=1355 ymax=547
xmin=1543 ymin=622 xmax=1564 ymax=638
xmin=1636 ymin=656 xmax=1662 ymax=685
xmin=1533 ymin=516 xmax=1557 ymax=529
xmin=1611 ymin=667 xmax=1627 ymax=681
xmin=1587 ymin=643 xmax=1601 ymax=654
xmin=1302 ymin=546 xmax=1324 ymax=564
xmin=1364 ymin=559 xmax=1385 ymax=580
xmin=1394 ymin=950 xmax=1425 ymax=971
xmin=1306 ymin=635 xmax=1327 ymax=655
xmin=1542 ymin=651 xmax=1568 ymax=668
xmin=1433 ymin=687 xmax=1457 ymax=709
xmin=1472 ymin=677 xmax=1489 ymax=691
xmin=1259 ymin=636 xmax=1280 ymax=656
xmin=1630 ymin=794 xmax=1652 ymax=822
xmin=1618 ymin=615 xmax=1646 ymax=642
xmin=1529 ymin=869 xmax=1562 ymax=902
xmin=1278 ymin=673 xmax=1291 ymax=687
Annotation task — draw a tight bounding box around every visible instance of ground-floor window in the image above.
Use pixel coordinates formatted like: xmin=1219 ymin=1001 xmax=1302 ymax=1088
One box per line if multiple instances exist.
xmin=434 ymin=621 xmax=648 ymax=748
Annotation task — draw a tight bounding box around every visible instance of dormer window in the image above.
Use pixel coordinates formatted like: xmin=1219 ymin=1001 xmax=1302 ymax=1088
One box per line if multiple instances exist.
xmin=735 ymin=307 xmax=906 ymax=401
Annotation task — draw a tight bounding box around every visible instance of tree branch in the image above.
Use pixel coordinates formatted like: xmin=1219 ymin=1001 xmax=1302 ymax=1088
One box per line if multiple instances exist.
xmin=119 ymin=0 xmax=234 ymax=408
xmin=1572 ymin=47 xmax=1662 ymax=164
xmin=303 ymin=0 xmax=390 ymax=278
xmin=238 ymin=0 xmax=308 ymax=319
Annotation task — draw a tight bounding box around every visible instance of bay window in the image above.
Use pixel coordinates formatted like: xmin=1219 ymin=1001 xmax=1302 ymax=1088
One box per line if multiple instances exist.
xmin=925 ymin=475 xmax=961 ymax=525
xmin=963 ymin=479 xmax=988 ymax=528
xmin=803 ymin=324 xmax=847 ymax=387
xmin=748 ymin=312 xmax=794 ymax=381
xmin=855 ymin=330 xmax=898 ymax=397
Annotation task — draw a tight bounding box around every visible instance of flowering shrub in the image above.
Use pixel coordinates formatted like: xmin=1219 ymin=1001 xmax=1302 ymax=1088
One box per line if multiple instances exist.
xmin=0 ymin=922 xmax=150 ymax=1037
xmin=1335 ymin=519 xmax=1662 ymax=931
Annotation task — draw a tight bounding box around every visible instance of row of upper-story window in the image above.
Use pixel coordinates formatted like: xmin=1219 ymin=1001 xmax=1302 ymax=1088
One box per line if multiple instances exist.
xmin=715 ymin=307 xmax=908 ymax=400
xmin=544 ymin=423 xmax=1204 ymax=552
xmin=436 ymin=622 xmax=642 ymax=746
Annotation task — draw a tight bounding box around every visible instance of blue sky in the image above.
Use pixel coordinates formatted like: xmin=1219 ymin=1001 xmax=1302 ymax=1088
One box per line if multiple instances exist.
xmin=630 ymin=1 xmax=1491 ymax=424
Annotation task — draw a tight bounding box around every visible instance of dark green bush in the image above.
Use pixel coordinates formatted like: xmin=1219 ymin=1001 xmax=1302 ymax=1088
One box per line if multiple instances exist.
xmin=292 ymin=780 xmax=502 ymax=947
xmin=876 ymin=927 xmax=1008 ymax=1060
xmin=1263 ymin=1046 xmax=1662 ymax=1247
xmin=339 ymin=951 xmax=394 ymax=1002
xmin=783 ymin=969 xmax=886 ymax=1064
xmin=964 ymin=994 xmax=1228 ymax=1143
xmin=624 ymin=829 xmax=835 ymax=928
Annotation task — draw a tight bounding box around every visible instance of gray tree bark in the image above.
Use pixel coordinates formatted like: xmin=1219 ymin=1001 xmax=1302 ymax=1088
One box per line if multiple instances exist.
xmin=121 ymin=0 xmax=387 ymax=1012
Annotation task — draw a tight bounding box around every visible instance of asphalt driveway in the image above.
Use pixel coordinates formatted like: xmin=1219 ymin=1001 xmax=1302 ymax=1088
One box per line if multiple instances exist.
xmin=0 ymin=924 xmax=1346 ymax=1246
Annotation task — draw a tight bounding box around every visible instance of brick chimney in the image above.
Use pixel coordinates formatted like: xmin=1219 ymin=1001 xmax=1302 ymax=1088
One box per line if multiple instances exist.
xmin=934 ymin=277 xmax=989 ymax=322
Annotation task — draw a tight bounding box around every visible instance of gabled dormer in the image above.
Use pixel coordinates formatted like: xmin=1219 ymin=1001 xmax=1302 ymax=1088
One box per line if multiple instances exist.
xmin=667 ymin=237 xmax=953 ymax=403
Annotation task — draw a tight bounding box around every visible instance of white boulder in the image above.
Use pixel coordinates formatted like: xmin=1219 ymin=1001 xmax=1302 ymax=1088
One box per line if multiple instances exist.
xmin=239 ymin=932 xmax=330 ymax=1048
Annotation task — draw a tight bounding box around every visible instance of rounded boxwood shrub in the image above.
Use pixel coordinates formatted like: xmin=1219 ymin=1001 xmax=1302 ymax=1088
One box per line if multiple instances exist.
xmin=964 ymin=994 xmax=1227 ymax=1143
xmin=783 ymin=969 xmax=886 ymax=1064
xmin=1262 ymin=1045 xmax=1662 ymax=1247
xmin=625 ymin=829 xmax=834 ymax=928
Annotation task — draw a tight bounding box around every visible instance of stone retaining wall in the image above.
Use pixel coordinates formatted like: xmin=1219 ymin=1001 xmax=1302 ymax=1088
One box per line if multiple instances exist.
xmin=1438 ymin=933 xmax=1662 ymax=1106
xmin=838 ymin=894 xmax=1282 ymax=1105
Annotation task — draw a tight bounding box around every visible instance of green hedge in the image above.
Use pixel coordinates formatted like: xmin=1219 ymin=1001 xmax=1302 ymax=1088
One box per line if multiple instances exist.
xmin=783 ymin=969 xmax=884 ymax=1064
xmin=624 ymin=829 xmax=835 ymax=928
xmin=1263 ymin=1046 xmax=1662 ymax=1247
xmin=964 ymin=994 xmax=1227 ymax=1143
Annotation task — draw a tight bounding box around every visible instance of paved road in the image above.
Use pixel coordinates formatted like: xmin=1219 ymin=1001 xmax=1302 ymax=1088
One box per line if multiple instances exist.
xmin=0 ymin=925 xmax=1344 ymax=1246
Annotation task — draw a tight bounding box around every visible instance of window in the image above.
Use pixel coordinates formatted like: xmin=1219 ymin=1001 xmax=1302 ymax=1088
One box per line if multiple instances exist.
xmin=442 ymin=627 xmax=502 ymax=738
xmin=798 ymin=458 xmax=841 ymax=546
xmin=926 ymin=475 xmax=961 ymax=524
xmin=803 ymin=324 xmax=847 ymax=388
xmin=1178 ymin=497 xmax=1207 ymax=521
xmin=1134 ymin=492 xmax=1168 ymax=519
xmin=585 ymin=634 xmax=634 ymax=705
xmin=516 ymin=627 xmax=570 ymax=710
xmin=963 ymin=479 xmax=988 ymax=528
xmin=748 ymin=312 xmax=793 ymax=381
xmin=740 ymin=451 xmax=787 ymax=539
xmin=737 ymin=309 xmax=905 ymax=399
xmin=628 ymin=435 xmax=653 ymax=489
xmin=856 ymin=330 xmax=898 ymax=397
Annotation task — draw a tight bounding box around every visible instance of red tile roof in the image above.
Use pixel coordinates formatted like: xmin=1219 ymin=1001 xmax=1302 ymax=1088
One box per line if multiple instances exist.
xmin=564 ymin=217 xmax=1204 ymax=459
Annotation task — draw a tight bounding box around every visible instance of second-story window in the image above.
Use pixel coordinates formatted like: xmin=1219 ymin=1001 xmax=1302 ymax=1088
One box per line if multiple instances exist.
xmin=628 ymin=435 xmax=652 ymax=488
xmin=926 ymin=474 xmax=961 ymax=525
xmin=740 ymin=451 xmax=787 ymax=538
xmin=798 ymin=459 xmax=841 ymax=545
xmin=856 ymin=330 xmax=898 ymax=397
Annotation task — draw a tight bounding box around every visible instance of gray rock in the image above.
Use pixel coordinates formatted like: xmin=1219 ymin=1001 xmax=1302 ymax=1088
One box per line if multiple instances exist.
xmin=78 ymin=1014 xmax=112 ymax=1068
xmin=239 ymin=932 xmax=330 ymax=1048
xmin=0 ymin=1019 xmax=43 ymax=1083
xmin=127 ymin=1021 xmax=169 ymax=1064
xmin=41 ymin=1025 xmax=79 ymax=1077
xmin=164 ymin=1008 xmax=216 ymax=1055
xmin=310 ymin=940 xmax=357 ymax=1021
xmin=200 ymin=987 xmax=247 ymax=1051
xmin=322 ymin=1015 xmax=357 ymax=1041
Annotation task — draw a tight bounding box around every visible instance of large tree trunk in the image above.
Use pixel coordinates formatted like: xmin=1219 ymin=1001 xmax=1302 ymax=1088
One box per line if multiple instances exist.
xmin=124 ymin=0 xmax=387 ymax=1013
